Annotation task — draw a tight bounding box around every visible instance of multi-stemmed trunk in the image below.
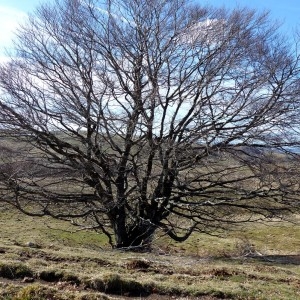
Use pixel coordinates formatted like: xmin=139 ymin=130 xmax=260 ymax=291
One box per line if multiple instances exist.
xmin=111 ymin=207 xmax=156 ymax=250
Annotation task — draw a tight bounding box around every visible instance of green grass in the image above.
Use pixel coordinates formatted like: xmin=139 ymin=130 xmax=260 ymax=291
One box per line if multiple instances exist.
xmin=0 ymin=207 xmax=109 ymax=249
xmin=155 ymin=221 xmax=300 ymax=257
xmin=0 ymin=206 xmax=300 ymax=299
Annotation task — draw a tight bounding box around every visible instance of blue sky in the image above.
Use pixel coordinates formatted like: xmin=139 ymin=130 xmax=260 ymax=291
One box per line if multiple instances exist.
xmin=0 ymin=0 xmax=42 ymax=59
xmin=207 ymin=0 xmax=300 ymax=33
xmin=0 ymin=0 xmax=299 ymax=58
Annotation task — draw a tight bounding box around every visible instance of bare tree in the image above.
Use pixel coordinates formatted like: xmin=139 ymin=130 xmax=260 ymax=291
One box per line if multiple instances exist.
xmin=0 ymin=0 xmax=300 ymax=250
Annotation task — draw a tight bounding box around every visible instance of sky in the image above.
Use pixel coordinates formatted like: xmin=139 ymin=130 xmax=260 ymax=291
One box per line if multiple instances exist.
xmin=0 ymin=0 xmax=299 ymax=58
xmin=0 ymin=0 xmax=45 ymax=59
xmin=208 ymin=0 xmax=300 ymax=33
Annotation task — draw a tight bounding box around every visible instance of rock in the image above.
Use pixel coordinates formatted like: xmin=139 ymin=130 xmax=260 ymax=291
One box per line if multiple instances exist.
xmin=26 ymin=242 xmax=41 ymax=248
xmin=22 ymin=277 xmax=35 ymax=283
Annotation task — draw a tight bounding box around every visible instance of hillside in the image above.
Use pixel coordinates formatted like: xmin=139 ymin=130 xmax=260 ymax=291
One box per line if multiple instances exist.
xmin=0 ymin=206 xmax=300 ymax=299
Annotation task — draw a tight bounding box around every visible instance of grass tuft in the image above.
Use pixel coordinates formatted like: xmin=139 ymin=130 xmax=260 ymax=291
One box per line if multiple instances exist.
xmin=125 ymin=259 xmax=151 ymax=270
xmin=86 ymin=273 xmax=152 ymax=296
xmin=14 ymin=285 xmax=57 ymax=300
xmin=38 ymin=269 xmax=80 ymax=284
xmin=0 ymin=263 xmax=33 ymax=279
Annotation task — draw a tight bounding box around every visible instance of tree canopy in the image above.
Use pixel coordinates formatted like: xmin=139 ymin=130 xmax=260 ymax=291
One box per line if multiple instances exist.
xmin=0 ymin=0 xmax=300 ymax=250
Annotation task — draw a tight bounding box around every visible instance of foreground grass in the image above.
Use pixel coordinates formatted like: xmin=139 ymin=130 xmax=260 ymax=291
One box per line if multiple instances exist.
xmin=0 ymin=207 xmax=300 ymax=299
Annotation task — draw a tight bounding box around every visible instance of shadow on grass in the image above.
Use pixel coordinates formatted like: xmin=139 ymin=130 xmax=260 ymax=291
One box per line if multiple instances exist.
xmin=251 ymin=255 xmax=300 ymax=265
xmin=205 ymin=254 xmax=300 ymax=267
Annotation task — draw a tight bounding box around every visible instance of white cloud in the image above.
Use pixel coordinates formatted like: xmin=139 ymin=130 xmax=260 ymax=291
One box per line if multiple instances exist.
xmin=179 ymin=19 xmax=226 ymax=46
xmin=0 ymin=6 xmax=27 ymax=55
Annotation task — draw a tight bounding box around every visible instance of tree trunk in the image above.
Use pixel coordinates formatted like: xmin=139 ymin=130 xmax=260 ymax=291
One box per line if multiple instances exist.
xmin=113 ymin=215 xmax=156 ymax=251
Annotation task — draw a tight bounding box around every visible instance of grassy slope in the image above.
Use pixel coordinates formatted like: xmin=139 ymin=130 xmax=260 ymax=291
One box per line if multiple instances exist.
xmin=0 ymin=207 xmax=300 ymax=299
